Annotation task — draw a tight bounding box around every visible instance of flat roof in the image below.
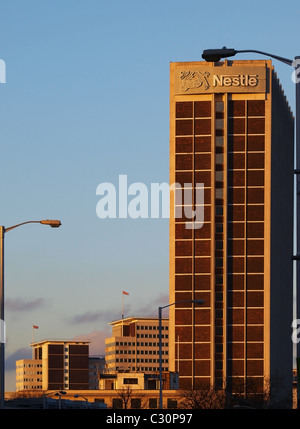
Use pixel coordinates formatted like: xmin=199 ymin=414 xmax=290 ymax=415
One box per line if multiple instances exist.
xmin=109 ymin=316 xmax=169 ymax=326
xmin=30 ymin=339 xmax=90 ymax=347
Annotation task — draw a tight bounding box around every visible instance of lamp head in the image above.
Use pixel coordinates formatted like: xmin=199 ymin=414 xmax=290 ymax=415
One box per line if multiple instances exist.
xmin=40 ymin=220 xmax=61 ymax=228
xmin=202 ymin=47 xmax=237 ymax=62
xmin=55 ymin=390 xmax=66 ymax=396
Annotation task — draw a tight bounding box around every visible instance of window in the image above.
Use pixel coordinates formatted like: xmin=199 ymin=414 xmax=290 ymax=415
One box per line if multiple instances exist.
xmin=112 ymin=398 xmax=123 ymax=409
xmin=167 ymin=398 xmax=178 ymax=409
xmin=123 ymin=378 xmax=138 ymax=385
xmin=131 ymin=398 xmax=141 ymax=409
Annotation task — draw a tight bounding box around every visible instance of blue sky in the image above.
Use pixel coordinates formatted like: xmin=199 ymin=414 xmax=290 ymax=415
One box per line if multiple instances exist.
xmin=0 ymin=0 xmax=299 ymax=391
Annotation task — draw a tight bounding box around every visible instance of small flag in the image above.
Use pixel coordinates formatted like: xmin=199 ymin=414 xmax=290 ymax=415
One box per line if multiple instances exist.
xmin=33 ymin=325 xmax=39 ymax=329
xmin=122 ymin=291 xmax=129 ymax=295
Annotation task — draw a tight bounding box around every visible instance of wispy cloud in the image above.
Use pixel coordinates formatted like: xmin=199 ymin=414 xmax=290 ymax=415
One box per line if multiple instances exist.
xmin=70 ymin=294 xmax=171 ymax=356
xmin=6 ymin=347 xmax=32 ymax=371
xmin=126 ymin=293 xmax=170 ymax=317
xmin=70 ymin=309 xmax=120 ymax=325
xmin=6 ymin=298 xmax=47 ymax=312
xmin=70 ymin=293 xmax=170 ymax=326
xmin=73 ymin=329 xmax=110 ymax=355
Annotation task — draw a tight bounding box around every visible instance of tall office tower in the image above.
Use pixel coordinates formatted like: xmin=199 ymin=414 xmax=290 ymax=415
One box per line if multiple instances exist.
xmin=169 ymin=59 xmax=294 ymax=405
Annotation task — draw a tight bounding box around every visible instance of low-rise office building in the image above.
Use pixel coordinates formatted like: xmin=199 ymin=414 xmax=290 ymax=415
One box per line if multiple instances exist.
xmin=16 ymin=359 xmax=43 ymax=391
xmin=16 ymin=339 xmax=90 ymax=391
xmin=99 ymin=370 xmax=179 ymax=391
xmin=89 ymin=356 xmax=105 ymax=390
xmin=105 ymin=317 xmax=169 ymax=374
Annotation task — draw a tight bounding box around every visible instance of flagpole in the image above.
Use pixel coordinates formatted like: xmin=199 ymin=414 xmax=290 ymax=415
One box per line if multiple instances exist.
xmin=32 ymin=326 xmax=34 ymax=358
xmin=121 ymin=291 xmax=129 ymax=319
xmin=32 ymin=325 xmax=38 ymax=357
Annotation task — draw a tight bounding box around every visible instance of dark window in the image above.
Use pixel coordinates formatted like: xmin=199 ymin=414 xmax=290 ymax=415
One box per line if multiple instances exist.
xmin=131 ymin=398 xmax=141 ymax=409
xmin=228 ymin=100 xmax=245 ymax=117
xmin=112 ymin=398 xmax=123 ymax=409
xmin=167 ymin=398 xmax=178 ymax=409
xmin=149 ymin=398 xmax=158 ymax=408
xmin=123 ymin=378 xmax=138 ymax=385
xmin=194 ymin=101 xmax=211 ymax=117
xmin=176 ymin=119 xmax=193 ymax=136
xmin=176 ymin=101 xmax=193 ymax=118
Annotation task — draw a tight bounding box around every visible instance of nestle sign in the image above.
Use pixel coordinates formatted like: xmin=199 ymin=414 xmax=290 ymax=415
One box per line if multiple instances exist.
xmin=175 ymin=65 xmax=266 ymax=94
xmin=213 ymin=73 xmax=259 ymax=88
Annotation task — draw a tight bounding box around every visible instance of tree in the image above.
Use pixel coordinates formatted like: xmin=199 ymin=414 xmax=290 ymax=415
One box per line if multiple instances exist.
xmin=178 ymin=374 xmax=293 ymax=409
xmin=115 ymin=386 xmax=146 ymax=409
xmin=179 ymin=386 xmax=225 ymax=409
xmin=10 ymin=390 xmax=45 ymax=399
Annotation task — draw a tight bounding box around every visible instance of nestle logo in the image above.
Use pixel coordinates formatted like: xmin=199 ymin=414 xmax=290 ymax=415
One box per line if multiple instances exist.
xmin=213 ymin=73 xmax=259 ymax=87
xmin=180 ymin=71 xmax=210 ymax=91
xmin=180 ymin=70 xmax=259 ymax=92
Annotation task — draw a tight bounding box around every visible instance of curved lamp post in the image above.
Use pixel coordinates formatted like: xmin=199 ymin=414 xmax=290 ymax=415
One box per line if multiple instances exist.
xmin=202 ymin=47 xmax=294 ymax=66
xmin=158 ymin=299 xmax=204 ymax=409
xmin=74 ymin=393 xmax=89 ymax=408
xmin=202 ymin=46 xmax=300 ymax=407
xmin=43 ymin=390 xmax=66 ymax=409
xmin=0 ymin=219 xmax=62 ymax=408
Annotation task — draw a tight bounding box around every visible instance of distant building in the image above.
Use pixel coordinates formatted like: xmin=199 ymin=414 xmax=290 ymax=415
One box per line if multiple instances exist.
xmin=16 ymin=359 xmax=43 ymax=391
xmin=16 ymin=339 xmax=90 ymax=391
xmin=99 ymin=371 xmax=179 ymax=391
xmin=105 ymin=317 xmax=169 ymax=374
xmin=89 ymin=356 xmax=105 ymax=390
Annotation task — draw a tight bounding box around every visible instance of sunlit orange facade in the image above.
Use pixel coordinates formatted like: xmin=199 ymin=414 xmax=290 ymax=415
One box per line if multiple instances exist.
xmin=105 ymin=317 xmax=169 ymax=374
xmin=169 ymin=59 xmax=294 ymax=403
xmin=31 ymin=340 xmax=89 ymax=391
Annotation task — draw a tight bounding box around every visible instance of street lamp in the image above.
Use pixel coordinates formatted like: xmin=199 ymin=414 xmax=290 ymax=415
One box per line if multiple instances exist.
xmin=202 ymin=47 xmax=294 ymax=66
xmin=158 ymin=299 xmax=204 ymax=409
xmin=55 ymin=390 xmax=66 ymax=409
xmin=202 ymin=46 xmax=300 ymax=408
xmin=0 ymin=219 xmax=62 ymax=409
xmin=74 ymin=393 xmax=89 ymax=408
xmin=43 ymin=390 xmax=66 ymax=409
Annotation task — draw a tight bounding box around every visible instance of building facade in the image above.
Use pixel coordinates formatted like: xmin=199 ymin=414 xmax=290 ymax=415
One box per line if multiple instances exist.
xmin=16 ymin=359 xmax=43 ymax=391
xmin=16 ymin=340 xmax=90 ymax=391
xmin=105 ymin=317 xmax=169 ymax=374
xmin=89 ymin=356 xmax=105 ymax=390
xmin=169 ymin=59 xmax=294 ymax=404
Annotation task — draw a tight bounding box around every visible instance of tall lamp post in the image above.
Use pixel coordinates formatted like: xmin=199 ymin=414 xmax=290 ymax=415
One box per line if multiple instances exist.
xmin=202 ymin=46 xmax=300 ymax=407
xmin=74 ymin=393 xmax=89 ymax=408
xmin=158 ymin=299 xmax=204 ymax=409
xmin=0 ymin=219 xmax=62 ymax=409
xmin=43 ymin=390 xmax=66 ymax=409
